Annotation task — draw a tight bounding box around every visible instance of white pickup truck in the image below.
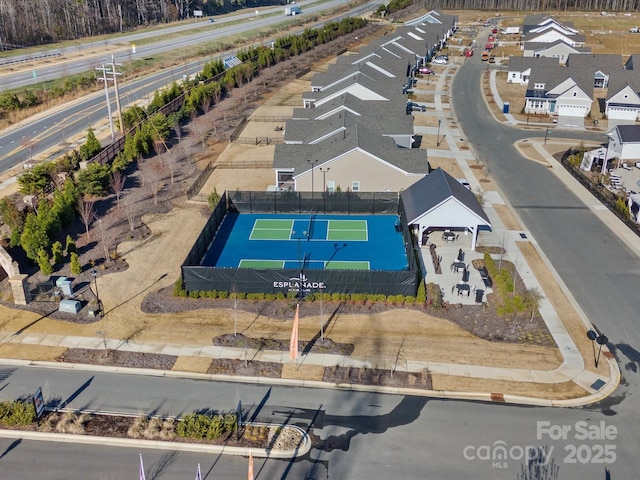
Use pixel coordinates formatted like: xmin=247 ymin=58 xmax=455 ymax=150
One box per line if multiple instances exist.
xmin=630 ymin=26 xmax=639 ymax=33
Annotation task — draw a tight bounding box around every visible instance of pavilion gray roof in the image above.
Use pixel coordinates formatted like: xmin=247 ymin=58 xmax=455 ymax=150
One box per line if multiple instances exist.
xmin=274 ymin=123 xmax=427 ymax=176
xmin=284 ymin=109 xmax=413 ymax=143
xmin=400 ymin=168 xmax=489 ymax=225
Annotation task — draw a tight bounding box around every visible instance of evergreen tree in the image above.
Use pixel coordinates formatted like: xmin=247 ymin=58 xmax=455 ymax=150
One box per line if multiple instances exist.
xmin=79 ymin=128 xmax=103 ymax=162
xmin=70 ymin=252 xmax=82 ymax=276
xmin=36 ymin=248 xmax=53 ymax=276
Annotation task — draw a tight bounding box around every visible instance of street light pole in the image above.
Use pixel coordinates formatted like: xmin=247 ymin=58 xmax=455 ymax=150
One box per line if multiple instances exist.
xmin=307 ymin=159 xmax=318 ymax=199
xmin=319 ymin=167 xmax=330 ymax=213
xmin=436 ymin=119 xmax=442 ymax=147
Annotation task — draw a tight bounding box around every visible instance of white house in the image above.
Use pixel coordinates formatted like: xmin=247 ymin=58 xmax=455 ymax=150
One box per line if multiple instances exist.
xmin=525 ymin=66 xmax=593 ymax=117
xmin=607 ymin=125 xmax=640 ymax=162
xmin=605 ymin=71 xmax=640 ymax=121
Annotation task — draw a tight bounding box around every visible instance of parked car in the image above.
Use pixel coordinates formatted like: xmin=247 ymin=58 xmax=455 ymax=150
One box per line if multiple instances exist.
xmin=406 ymin=102 xmax=427 ymax=112
xmin=419 ymin=67 xmax=434 ymax=74
xmin=432 ymin=57 xmax=448 ymax=65
xmin=482 ymin=22 xmax=491 ymax=27
xmin=631 ymin=26 xmax=640 ymax=33
xmin=492 ymin=27 xmax=498 ymax=34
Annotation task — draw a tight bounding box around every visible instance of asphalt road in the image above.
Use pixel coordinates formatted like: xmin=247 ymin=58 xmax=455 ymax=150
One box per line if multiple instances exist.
xmin=0 ymin=0 xmax=329 ymax=90
xmin=0 ymin=0 xmax=379 ymax=172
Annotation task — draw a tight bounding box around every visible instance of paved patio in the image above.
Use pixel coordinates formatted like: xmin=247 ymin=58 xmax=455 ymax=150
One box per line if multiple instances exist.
xmin=419 ymin=231 xmax=494 ymax=305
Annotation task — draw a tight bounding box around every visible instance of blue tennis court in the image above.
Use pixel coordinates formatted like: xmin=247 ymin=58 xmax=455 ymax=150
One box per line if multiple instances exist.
xmin=201 ymin=213 xmax=409 ymax=271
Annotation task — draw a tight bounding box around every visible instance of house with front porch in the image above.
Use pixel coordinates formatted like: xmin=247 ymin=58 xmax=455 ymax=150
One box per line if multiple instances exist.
xmin=525 ymin=66 xmax=593 ymax=117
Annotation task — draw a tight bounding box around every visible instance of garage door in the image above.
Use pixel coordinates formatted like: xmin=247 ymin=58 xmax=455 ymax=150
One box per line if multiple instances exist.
xmin=557 ymin=104 xmax=588 ymax=117
xmin=607 ymin=107 xmax=638 ymax=121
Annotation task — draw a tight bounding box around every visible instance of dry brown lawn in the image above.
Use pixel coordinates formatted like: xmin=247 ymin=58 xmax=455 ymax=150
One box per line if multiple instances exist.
xmin=516 ymin=242 xmax=609 ymax=377
xmin=172 ymin=356 xmax=212 ymax=373
xmin=493 ymin=204 xmax=522 ymax=231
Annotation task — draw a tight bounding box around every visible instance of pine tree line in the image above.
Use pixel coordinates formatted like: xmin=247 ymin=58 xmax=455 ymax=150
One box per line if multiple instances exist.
xmin=0 ymin=0 xmax=280 ymax=47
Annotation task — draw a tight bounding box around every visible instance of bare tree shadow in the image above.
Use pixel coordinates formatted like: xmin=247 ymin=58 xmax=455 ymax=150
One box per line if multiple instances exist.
xmin=103 ymin=273 xmax=168 ymax=316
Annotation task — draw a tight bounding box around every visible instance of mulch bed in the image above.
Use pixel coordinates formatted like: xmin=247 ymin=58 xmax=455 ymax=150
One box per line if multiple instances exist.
xmin=323 ymin=366 xmax=432 ymax=390
xmin=59 ymin=348 xmax=177 ymax=370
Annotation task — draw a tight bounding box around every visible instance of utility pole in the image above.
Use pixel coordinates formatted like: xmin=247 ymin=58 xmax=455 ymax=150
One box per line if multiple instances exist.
xmin=96 ymin=64 xmax=116 ymax=141
xmin=111 ymin=55 xmax=125 ymax=135
xmin=96 ymin=57 xmax=124 ymax=139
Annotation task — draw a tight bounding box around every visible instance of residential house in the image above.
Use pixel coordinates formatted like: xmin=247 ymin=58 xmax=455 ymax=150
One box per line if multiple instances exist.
xmin=565 ymin=53 xmax=622 ymax=88
xmin=507 ymin=56 xmax=558 ymax=84
xmin=525 ymin=66 xmax=593 ymax=117
xmin=401 ymin=168 xmax=491 ymax=250
xmin=521 ymin=15 xmax=584 ymax=46
xmin=284 ymin=109 xmax=415 ymax=149
xmin=607 ymin=124 xmax=640 ymax=162
xmin=301 ymin=71 xmax=402 ymax=108
xmin=273 ymin=123 xmax=428 ymax=193
xmin=605 ymin=70 xmax=640 ymax=121
xmin=522 ymin=39 xmax=590 ymax=63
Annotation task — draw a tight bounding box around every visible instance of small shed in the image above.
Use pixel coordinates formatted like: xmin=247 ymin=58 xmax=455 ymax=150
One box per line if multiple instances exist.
xmin=59 ymin=299 xmax=81 ymax=314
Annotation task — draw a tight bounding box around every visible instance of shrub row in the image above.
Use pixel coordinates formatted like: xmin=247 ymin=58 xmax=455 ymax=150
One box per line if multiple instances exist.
xmin=173 ymin=279 xmax=425 ymax=305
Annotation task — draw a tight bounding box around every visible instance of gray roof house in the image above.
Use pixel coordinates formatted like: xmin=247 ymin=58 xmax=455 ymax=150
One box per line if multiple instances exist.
xmin=400 ymin=168 xmax=491 ymax=250
xmin=291 ymin=93 xmax=400 ymax=121
xmin=522 ymin=15 xmax=580 ymax=36
xmin=565 ymin=53 xmax=622 ymax=88
xmin=301 ymin=71 xmax=403 ymax=108
xmin=283 ymin=109 xmax=415 ymax=149
xmin=525 ymin=66 xmax=593 ymax=117
xmin=607 ymin=124 xmax=640 ymax=162
xmin=606 ymin=70 xmax=640 ymax=121
xmin=522 ymin=39 xmax=590 ymax=64
xmin=507 ymin=56 xmax=559 ymax=85
xmin=273 ymin=123 xmax=429 ymax=193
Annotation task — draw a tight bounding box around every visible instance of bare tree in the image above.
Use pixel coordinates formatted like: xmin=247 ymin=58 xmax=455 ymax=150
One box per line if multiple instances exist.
xmin=95 ymin=217 xmax=116 ymax=263
xmin=390 ymin=336 xmax=406 ymax=378
xmin=123 ymin=194 xmax=137 ymax=232
xmin=164 ymin=149 xmax=178 ymax=185
xmin=140 ymin=158 xmax=164 ymax=205
xmin=109 ymin=171 xmax=126 ymax=209
xmin=77 ymin=197 xmax=96 ymax=240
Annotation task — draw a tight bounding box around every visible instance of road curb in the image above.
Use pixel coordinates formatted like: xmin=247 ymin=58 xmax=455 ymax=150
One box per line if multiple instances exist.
xmin=0 ymin=423 xmax=312 ymax=458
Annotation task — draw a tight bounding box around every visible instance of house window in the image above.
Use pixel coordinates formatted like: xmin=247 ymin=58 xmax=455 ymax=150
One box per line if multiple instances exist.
xmin=351 ymin=181 xmax=360 ymax=192
xmin=327 ymin=181 xmax=335 ymax=193
xmin=573 ymin=92 xmax=577 ymax=97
